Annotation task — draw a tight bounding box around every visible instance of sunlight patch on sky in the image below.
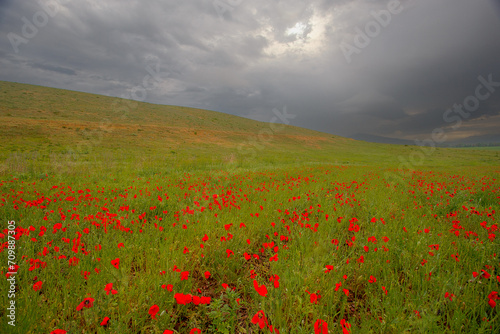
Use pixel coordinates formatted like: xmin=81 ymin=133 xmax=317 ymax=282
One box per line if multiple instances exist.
xmin=261 ymin=13 xmax=332 ymax=59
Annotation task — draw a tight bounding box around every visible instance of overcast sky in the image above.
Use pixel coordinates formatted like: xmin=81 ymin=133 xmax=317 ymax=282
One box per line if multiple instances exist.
xmin=1 ymin=0 xmax=500 ymax=143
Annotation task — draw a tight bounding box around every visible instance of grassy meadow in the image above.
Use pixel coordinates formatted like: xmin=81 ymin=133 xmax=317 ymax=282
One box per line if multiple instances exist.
xmin=456 ymin=147 xmax=500 ymax=151
xmin=0 ymin=81 xmax=499 ymax=333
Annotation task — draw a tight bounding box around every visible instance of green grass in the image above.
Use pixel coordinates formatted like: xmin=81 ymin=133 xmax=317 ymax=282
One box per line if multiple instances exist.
xmin=1 ymin=81 xmax=499 ymax=179
xmin=0 ymin=81 xmax=499 ymax=333
xmin=456 ymin=146 xmax=500 ymax=151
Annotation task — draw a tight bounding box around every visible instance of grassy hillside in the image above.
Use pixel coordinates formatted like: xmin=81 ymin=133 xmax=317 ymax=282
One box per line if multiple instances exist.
xmin=456 ymin=146 xmax=500 ymax=151
xmin=0 ymin=80 xmax=498 ymax=178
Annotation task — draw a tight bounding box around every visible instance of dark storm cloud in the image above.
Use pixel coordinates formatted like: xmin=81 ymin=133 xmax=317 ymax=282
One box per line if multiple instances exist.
xmin=1 ymin=0 xmax=499 ymax=144
xmin=30 ymin=62 xmax=76 ymax=76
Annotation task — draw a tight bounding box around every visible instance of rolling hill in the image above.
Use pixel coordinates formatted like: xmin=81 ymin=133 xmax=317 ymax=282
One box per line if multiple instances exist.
xmin=0 ymin=80 xmax=498 ymax=176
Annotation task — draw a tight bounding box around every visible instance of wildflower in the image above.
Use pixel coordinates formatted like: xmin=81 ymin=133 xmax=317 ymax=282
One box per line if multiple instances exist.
xmin=149 ymin=304 xmax=160 ymax=319
xmin=174 ymin=293 xmax=193 ymax=305
xmin=33 ymin=281 xmax=43 ymax=291
xmin=251 ymin=310 xmax=268 ymax=329
xmin=444 ymin=292 xmax=455 ymax=301
xmin=340 ymin=319 xmax=351 ymax=334
xmin=253 ymin=280 xmax=268 ymax=297
xmin=111 ymin=258 xmax=120 ymax=269
xmin=76 ymin=297 xmax=95 ymax=311
xmin=314 ymin=319 xmax=328 ymax=334
xmin=269 ymin=274 xmax=280 ymax=288
xmin=487 ymin=291 xmax=498 ymax=308
xmin=306 ymin=290 xmax=321 ymax=304
xmin=104 ymin=283 xmax=118 ymax=295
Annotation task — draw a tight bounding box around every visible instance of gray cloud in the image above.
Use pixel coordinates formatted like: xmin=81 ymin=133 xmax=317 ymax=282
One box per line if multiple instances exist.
xmin=1 ymin=0 xmax=500 ymax=144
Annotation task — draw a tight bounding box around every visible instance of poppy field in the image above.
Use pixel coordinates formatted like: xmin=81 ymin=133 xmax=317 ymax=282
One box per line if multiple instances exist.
xmin=1 ymin=164 xmax=499 ymax=333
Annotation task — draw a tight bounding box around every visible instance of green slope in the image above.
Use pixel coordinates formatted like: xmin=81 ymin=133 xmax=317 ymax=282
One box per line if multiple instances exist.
xmin=0 ymin=80 xmax=498 ymax=176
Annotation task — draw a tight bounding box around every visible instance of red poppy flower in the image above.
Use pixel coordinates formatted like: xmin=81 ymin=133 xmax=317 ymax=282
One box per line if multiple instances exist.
xmin=340 ymin=319 xmax=351 ymax=334
xmin=487 ymin=291 xmax=498 ymax=308
xmin=117 ymin=242 xmax=124 ymax=249
xmin=76 ymin=297 xmax=95 ymax=311
xmin=100 ymin=317 xmax=110 ymax=326
xmin=269 ymin=274 xmax=280 ymax=288
xmin=193 ymin=295 xmax=202 ymax=305
xmin=149 ymin=304 xmax=160 ymax=319
xmin=174 ymin=293 xmax=193 ymax=305
xmin=250 ymin=269 xmax=257 ymax=279
xmin=111 ymin=258 xmax=120 ymax=269
xmin=200 ymin=296 xmax=211 ymax=305
xmin=204 ymin=271 xmax=211 ymax=279
xmin=163 ymin=330 xmax=174 ymax=334
xmin=50 ymin=330 xmax=67 ymax=334
xmin=251 ymin=310 xmax=268 ymax=329
xmin=368 ymin=275 xmax=377 ymax=283
xmin=189 ymin=328 xmax=201 ymax=334
xmin=33 ymin=281 xmax=43 ymax=291
xmin=180 ymin=271 xmax=189 ymax=280
xmin=253 ymin=280 xmax=268 ymax=297
xmin=314 ymin=319 xmax=328 ymax=334
xmin=310 ymin=293 xmax=319 ymax=304
xmin=306 ymin=290 xmax=321 ymax=304
xmin=481 ymin=270 xmax=491 ymax=279
xmin=105 ymin=283 xmax=118 ymax=295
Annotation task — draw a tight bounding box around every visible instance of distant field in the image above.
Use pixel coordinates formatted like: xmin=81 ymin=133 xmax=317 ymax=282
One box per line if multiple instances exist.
xmin=1 ymin=81 xmax=499 ymax=333
xmin=456 ymin=146 xmax=500 ymax=151
xmin=1 ymin=81 xmax=499 ymax=179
